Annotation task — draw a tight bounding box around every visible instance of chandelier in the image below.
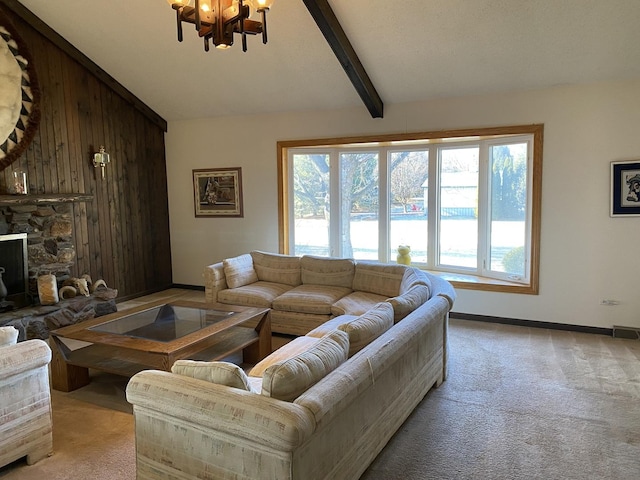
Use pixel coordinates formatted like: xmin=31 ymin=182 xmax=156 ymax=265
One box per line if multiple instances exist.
xmin=167 ymin=0 xmax=274 ymax=52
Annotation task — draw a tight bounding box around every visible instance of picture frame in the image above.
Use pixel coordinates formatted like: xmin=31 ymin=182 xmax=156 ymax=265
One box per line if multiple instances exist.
xmin=611 ymin=160 xmax=640 ymax=217
xmin=193 ymin=167 xmax=243 ymax=217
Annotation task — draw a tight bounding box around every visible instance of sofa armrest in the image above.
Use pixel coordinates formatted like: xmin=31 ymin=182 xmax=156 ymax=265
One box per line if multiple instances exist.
xmin=425 ymin=273 xmax=457 ymax=308
xmin=0 ymin=340 xmax=51 ymax=381
xmin=126 ymin=370 xmax=316 ymax=451
xmin=203 ymin=261 xmax=228 ymax=303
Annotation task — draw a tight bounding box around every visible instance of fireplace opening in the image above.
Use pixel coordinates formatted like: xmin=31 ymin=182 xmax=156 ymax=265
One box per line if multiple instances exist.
xmin=0 ymin=233 xmax=29 ymax=309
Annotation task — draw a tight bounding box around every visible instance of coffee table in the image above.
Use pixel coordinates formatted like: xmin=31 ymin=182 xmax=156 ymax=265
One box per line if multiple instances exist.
xmin=49 ymin=299 xmax=271 ymax=392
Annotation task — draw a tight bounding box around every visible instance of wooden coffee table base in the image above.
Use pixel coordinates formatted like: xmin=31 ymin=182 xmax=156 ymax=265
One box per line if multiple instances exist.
xmin=49 ymin=302 xmax=271 ymax=392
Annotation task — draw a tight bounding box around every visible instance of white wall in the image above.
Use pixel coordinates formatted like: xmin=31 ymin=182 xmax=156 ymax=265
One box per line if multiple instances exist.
xmin=166 ymin=79 xmax=640 ymax=329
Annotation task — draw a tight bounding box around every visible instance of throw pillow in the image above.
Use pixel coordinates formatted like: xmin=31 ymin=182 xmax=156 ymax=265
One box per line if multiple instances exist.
xmin=261 ymin=330 xmax=349 ymax=401
xmin=0 ymin=326 xmax=18 ymax=347
xmin=400 ymin=267 xmax=431 ymax=294
xmin=307 ymin=303 xmax=394 ymax=357
xmin=171 ymin=360 xmax=253 ymax=391
xmin=387 ymin=284 xmax=430 ymax=323
xmin=338 ymin=302 xmax=394 ymax=355
xmin=223 ymin=253 xmax=258 ymax=289
xmin=249 ymin=335 xmax=324 ymax=377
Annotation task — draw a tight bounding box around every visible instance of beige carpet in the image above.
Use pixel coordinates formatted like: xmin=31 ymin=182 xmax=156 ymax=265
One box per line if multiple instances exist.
xmin=361 ymin=320 xmax=640 ymax=480
xmin=2 ymin=317 xmax=640 ymax=480
xmin=0 ymin=376 xmax=135 ymax=480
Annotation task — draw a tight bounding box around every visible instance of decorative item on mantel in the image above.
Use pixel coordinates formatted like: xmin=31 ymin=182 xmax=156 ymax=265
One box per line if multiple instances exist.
xmin=92 ymin=146 xmax=110 ymax=179
xmin=37 ymin=274 xmax=59 ymax=306
xmin=167 ymin=0 xmax=275 ymax=52
xmin=11 ymin=170 xmax=28 ymax=194
xmin=59 ymin=275 xmax=112 ymax=301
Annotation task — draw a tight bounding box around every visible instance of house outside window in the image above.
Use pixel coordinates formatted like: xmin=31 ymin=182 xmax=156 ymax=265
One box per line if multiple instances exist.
xmin=278 ymin=125 xmax=543 ymax=294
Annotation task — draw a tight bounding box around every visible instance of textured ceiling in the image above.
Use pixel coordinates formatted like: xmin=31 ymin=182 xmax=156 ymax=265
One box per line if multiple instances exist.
xmin=15 ymin=0 xmax=640 ymax=121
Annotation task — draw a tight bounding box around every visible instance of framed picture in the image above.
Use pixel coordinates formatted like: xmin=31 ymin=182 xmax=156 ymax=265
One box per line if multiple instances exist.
xmin=611 ymin=160 xmax=640 ymax=217
xmin=193 ymin=167 xmax=243 ymax=217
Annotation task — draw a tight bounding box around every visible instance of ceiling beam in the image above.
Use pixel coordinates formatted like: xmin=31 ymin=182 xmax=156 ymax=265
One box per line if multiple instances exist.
xmin=302 ymin=0 xmax=384 ymax=119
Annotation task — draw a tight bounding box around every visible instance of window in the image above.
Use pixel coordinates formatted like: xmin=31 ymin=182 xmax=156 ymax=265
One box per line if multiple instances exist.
xmin=278 ymin=125 xmax=542 ymax=294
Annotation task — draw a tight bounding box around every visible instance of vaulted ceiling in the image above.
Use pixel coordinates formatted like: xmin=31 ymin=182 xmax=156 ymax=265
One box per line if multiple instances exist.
xmin=13 ymin=0 xmax=640 ymax=121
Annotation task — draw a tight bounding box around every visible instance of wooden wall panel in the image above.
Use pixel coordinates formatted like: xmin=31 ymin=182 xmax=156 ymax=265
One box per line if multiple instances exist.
xmin=0 ymin=5 xmax=172 ymax=300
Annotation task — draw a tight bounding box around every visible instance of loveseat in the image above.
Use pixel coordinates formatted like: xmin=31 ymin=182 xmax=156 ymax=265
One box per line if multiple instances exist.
xmin=0 ymin=327 xmax=53 ymax=468
xmin=126 ymin=262 xmax=455 ymax=480
xmin=204 ymin=251 xmax=436 ymax=335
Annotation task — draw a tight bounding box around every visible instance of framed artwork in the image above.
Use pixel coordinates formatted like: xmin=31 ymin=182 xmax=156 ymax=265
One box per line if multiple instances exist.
xmin=0 ymin=14 xmax=41 ymax=171
xmin=611 ymin=160 xmax=640 ymax=217
xmin=193 ymin=167 xmax=243 ymax=217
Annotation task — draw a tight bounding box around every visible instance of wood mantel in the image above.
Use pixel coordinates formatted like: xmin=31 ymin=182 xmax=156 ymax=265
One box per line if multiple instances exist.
xmin=0 ymin=194 xmax=94 ymax=206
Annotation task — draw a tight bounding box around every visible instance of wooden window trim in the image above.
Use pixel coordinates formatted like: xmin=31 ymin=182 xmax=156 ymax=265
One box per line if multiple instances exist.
xmin=277 ymin=124 xmax=543 ymax=295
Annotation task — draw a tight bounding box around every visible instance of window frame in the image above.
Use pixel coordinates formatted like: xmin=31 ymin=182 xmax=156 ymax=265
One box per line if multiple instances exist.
xmin=278 ymin=124 xmax=543 ymax=295
xmin=483 ymin=137 xmax=534 ymax=283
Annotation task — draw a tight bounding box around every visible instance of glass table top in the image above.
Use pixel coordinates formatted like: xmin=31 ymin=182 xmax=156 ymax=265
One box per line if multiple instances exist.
xmin=89 ymin=304 xmax=236 ymax=342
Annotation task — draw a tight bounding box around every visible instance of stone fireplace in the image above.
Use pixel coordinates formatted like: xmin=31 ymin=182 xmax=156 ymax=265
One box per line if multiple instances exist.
xmin=0 ymin=194 xmax=92 ymax=303
xmin=0 ymin=193 xmax=117 ymax=341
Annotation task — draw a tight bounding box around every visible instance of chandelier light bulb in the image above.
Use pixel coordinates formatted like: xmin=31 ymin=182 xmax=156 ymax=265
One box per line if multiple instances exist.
xmin=199 ymin=0 xmax=212 ymax=12
xmin=253 ymin=0 xmax=273 ymax=10
xmin=245 ymin=0 xmax=273 ymax=12
xmin=166 ymin=0 xmax=192 ymax=6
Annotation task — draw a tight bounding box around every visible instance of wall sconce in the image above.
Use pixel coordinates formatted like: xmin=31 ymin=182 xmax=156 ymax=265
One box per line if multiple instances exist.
xmin=92 ymin=146 xmax=110 ymax=179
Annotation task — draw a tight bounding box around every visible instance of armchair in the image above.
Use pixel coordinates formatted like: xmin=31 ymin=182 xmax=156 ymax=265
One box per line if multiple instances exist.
xmin=0 ymin=327 xmax=53 ymax=468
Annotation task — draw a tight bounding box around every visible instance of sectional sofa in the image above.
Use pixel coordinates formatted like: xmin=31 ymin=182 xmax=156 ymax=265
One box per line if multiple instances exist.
xmin=204 ymin=251 xmax=439 ymax=335
xmin=126 ymin=252 xmax=456 ymax=480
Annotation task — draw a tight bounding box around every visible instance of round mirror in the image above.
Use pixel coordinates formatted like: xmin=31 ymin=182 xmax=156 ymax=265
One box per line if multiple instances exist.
xmin=0 ymin=13 xmax=40 ymax=171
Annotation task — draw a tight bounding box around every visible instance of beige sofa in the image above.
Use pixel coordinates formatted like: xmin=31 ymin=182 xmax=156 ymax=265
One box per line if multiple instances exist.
xmin=126 ymin=268 xmax=455 ymax=480
xmin=204 ymin=251 xmax=436 ymax=335
xmin=0 ymin=327 xmax=53 ymax=468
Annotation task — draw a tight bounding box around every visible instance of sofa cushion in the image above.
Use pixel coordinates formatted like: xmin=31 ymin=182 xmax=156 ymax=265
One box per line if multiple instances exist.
xmin=307 ymin=302 xmax=394 ymax=356
xmin=217 ymin=281 xmax=293 ymax=308
xmin=400 ymin=267 xmax=431 ymax=295
xmin=387 ymin=284 xmax=431 ymax=323
xmin=300 ymin=255 xmax=355 ymax=288
xmin=272 ymin=284 xmax=352 ymax=315
xmin=352 ymin=261 xmax=407 ymax=297
xmin=258 ymin=330 xmax=349 ymax=402
xmin=171 ymin=360 xmax=253 ymax=392
xmin=269 ymin=310 xmax=332 ymax=336
xmin=223 ymin=254 xmax=258 ymax=289
xmin=331 ymin=291 xmax=388 ymax=317
xmin=251 ymin=251 xmax=301 ymax=287
xmin=0 ymin=326 xmax=18 ymax=347
xmin=249 ymin=335 xmax=324 ymax=377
